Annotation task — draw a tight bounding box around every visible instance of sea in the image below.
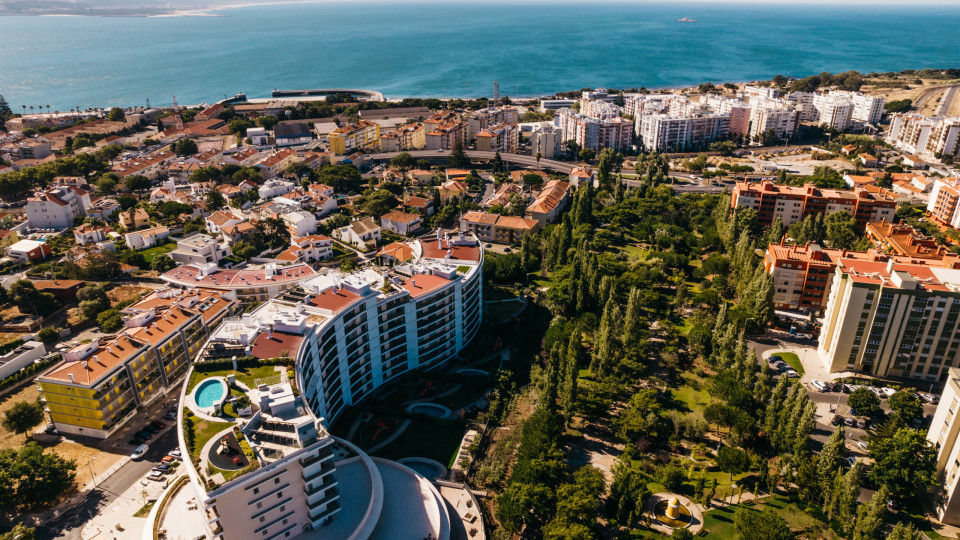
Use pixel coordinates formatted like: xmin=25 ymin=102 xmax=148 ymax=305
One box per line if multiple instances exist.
xmin=2 ymin=1 xmax=960 ymax=110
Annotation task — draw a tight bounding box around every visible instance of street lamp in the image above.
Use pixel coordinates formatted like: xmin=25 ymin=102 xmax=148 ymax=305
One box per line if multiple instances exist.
xmin=88 ymin=455 xmax=97 ymax=488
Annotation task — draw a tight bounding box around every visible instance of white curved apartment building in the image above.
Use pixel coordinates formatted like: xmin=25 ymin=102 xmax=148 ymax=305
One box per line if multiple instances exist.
xmin=178 ymin=233 xmax=484 ymax=540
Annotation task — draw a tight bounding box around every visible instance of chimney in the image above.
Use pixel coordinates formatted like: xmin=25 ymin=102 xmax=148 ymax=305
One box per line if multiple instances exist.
xmin=68 ymin=374 xmax=75 ymax=383
xmin=412 ymin=277 xmax=417 ymax=287
xmin=82 ymin=361 xmax=88 ymax=370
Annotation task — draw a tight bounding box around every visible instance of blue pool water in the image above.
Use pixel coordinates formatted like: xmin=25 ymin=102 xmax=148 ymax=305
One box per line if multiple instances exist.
xmin=195 ymin=379 xmax=226 ymax=408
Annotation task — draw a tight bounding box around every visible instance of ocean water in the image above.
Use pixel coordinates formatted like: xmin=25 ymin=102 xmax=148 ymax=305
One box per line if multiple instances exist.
xmin=1 ymin=1 xmax=960 ymax=110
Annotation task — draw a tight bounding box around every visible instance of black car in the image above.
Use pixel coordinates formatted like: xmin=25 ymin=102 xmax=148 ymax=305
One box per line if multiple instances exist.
xmin=129 ymin=437 xmax=146 ymax=446
xmin=143 ymin=424 xmax=160 ymax=434
xmin=137 ymin=430 xmax=153 ymax=440
xmin=150 ymin=421 xmax=166 ymax=430
xmin=831 ymin=415 xmax=843 ymax=426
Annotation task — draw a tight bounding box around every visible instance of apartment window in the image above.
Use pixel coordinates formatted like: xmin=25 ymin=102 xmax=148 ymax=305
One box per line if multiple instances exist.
xmin=257 ymin=502 xmax=262 ymax=509
xmin=253 ymin=488 xmax=259 ymax=495
xmin=260 ymin=517 xmax=265 ymax=523
xmin=278 ymin=492 xmax=283 ymax=499
xmin=275 ymin=478 xmax=280 ymax=485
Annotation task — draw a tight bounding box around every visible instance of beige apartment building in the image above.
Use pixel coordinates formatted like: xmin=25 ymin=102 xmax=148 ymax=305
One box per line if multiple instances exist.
xmin=928 ymin=367 xmax=960 ymax=525
xmin=818 ymin=258 xmax=960 ymax=381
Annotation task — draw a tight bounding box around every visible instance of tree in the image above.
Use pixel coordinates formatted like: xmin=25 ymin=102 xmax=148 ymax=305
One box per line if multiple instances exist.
xmin=10 ymin=280 xmax=57 ymax=318
xmin=848 ymin=387 xmax=881 ymax=419
xmin=0 ymin=442 xmax=76 ymax=511
xmin=449 ymin=141 xmax=469 ymax=168
xmin=37 ymin=327 xmax=60 ymax=347
xmin=124 ymin=175 xmax=151 ymax=193
xmin=710 ymin=140 xmax=737 ymax=156
xmin=887 ymin=522 xmax=923 ymax=540
xmin=2 ymin=401 xmax=44 ymax=438
xmin=817 ymin=425 xmax=846 ymax=486
xmin=171 ymin=138 xmax=198 ymax=156
xmin=852 ymin=485 xmax=889 ymax=540
xmin=888 ymin=390 xmax=924 ymax=425
xmin=672 ymin=528 xmax=694 ymax=540
xmin=522 ymin=173 xmax=544 ymax=188
xmin=390 ymin=152 xmax=415 ymax=171
xmin=95 ymin=175 xmax=117 ymax=195
xmin=0 ymin=94 xmax=10 ymax=117
xmin=0 ymin=524 xmax=35 ymax=540
xmin=205 ymin=188 xmax=227 ymax=211
xmin=868 ymin=428 xmax=936 ymax=500
xmin=716 ymin=446 xmax=750 ymax=480
xmin=578 ymin=148 xmax=596 ymax=162
xmin=733 ymin=507 xmax=794 ymax=539
xmin=97 ymin=309 xmax=123 ymax=333
xmin=158 ymin=200 xmax=193 ymax=218
xmin=825 ymin=210 xmax=859 ymax=249
xmin=106 ymin=107 xmax=125 ymax=122
xmin=255 ymin=115 xmax=278 ymax=129
xmin=151 ymin=254 xmax=176 ymax=272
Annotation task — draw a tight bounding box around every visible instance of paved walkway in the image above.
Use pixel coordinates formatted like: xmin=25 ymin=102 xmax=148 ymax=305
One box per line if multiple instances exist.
xmin=155 ymin=477 xmax=208 ymax=540
xmin=80 ymin=472 xmax=169 ymax=540
xmin=365 ymin=419 xmax=412 ymax=454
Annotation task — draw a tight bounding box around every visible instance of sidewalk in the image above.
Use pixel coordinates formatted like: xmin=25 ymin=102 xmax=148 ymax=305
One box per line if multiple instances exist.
xmin=80 ymin=473 xmax=170 ymax=540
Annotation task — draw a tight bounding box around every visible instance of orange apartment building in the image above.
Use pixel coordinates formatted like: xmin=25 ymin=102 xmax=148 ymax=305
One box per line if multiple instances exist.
xmin=732 ymin=180 xmax=897 ymax=228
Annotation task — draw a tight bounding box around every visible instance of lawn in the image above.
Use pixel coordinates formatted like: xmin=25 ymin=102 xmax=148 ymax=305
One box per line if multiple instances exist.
xmin=140 ymin=241 xmax=177 ymax=263
xmin=701 ymin=494 xmax=842 ymax=539
xmin=770 ymin=351 xmax=804 ymax=375
xmin=185 ymin=412 xmax=232 ymax=461
xmin=371 ymin=419 xmax=467 ymax=468
xmin=187 ymin=364 xmax=289 ymax=393
xmin=669 ymin=372 xmax=712 ymax=415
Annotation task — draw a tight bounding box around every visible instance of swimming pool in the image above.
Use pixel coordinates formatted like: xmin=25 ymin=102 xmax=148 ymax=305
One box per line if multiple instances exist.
xmin=194 ymin=379 xmax=227 ymax=409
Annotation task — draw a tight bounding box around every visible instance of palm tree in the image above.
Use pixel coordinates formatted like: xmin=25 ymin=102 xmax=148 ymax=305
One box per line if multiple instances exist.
xmin=28 ymin=105 xmax=34 ymax=115
xmin=21 ymin=105 xmax=25 ymax=114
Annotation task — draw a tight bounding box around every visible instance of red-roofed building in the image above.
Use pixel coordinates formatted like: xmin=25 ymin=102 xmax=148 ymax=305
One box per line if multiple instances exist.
xmin=380 ymin=211 xmax=423 ymax=236
xmin=732 ymin=180 xmax=897 ymax=228
xmin=402 ymin=273 xmax=450 ymax=299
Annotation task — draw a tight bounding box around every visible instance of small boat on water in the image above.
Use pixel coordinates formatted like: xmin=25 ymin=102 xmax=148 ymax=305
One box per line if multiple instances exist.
xmin=677 ymin=16 xmax=697 ymax=22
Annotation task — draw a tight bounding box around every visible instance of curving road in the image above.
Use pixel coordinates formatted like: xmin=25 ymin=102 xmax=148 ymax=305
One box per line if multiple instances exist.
xmin=368 ymin=150 xmax=577 ymax=174
xmin=936 ymin=85 xmax=959 ymax=116
xmin=913 ymin=84 xmax=960 ymax=112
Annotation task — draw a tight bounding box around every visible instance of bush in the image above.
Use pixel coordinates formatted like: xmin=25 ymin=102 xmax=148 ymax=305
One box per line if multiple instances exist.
xmin=97 ymin=309 xmax=123 ymax=333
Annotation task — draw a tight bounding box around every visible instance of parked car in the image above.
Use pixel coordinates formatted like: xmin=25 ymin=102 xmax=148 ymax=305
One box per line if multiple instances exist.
xmin=143 ymin=424 xmax=160 ymax=434
xmin=842 ymin=384 xmax=856 ymax=394
xmin=136 ymin=430 xmax=153 ymax=440
xmin=856 ymin=441 xmax=869 ymax=451
xmin=856 ymin=418 xmax=870 ymax=429
xmin=131 ymin=444 xmax=149 ymax=460
xmin=161 ymin=456 xmax=176 ymax=464
xmin=844 ymin=417 xmax=857 ymax=427
xmin=880 ymin=387 xmax=896 ymax=398
xmin=150 ymin=421 xmax=166 ymax=430
xmin=163 ymin=411 xmax=177 ymax=421
xmin=145 ymin=471 xmax=165 ymax=482
xmin=846 ymin=456 xmax=857 ymax=467
xmin=831 ymin=415 xmax=843 ymax=426
xmin=919 ymin=392 xmax=939 ymax=404
xmin=769 ymin=355 xmax=782 ymax=363
xmin=811 ymin=380 xmax=829 ymax=392
xmin=129 ymin=437 xmax=146 ymax=446
xmin=784 ymin=369 xmax=799 ymax=379
xmin=152 ymin=463 xmax=171 ymax=474
xmin=169 ymin=448 xmax=182 ymax=459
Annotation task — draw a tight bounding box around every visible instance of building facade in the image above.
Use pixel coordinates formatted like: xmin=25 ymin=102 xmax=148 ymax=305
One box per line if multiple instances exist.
xmin=731 ymin=181 xmax=897 ymax=228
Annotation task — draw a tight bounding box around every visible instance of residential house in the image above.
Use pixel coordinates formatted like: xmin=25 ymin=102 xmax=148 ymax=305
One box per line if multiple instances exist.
xmin=254 ymin=149 xmax=297 ymax=178
xmin=204 ymin=210 xmax=243 ymax=235
xmin=525 ymin=180 xmax=571 ymax=226
xmin=275 ymin=235 xmax=333 ymax=264
xmin=73 ymin=223 xmax=108 ymax=245
xmin=377 ymin=241 xmax=415 ymax=264
xmin=169 ymin=234 xmax=230 ymax=265
xmin=407 ymin=169 xmax=436 ymax=186
xmin=475 ymin=122 xmax=519 ymax=153
xmin=439 ymin=180 xmax=469 ymax=200
xmin=86 ymin=197 xmax=120 ymax=221
xmin=220 ymin=147 xmax=261 ymax=167
xmin=110 ymin=151 xmax=175 ymax=179
xmin=5 ymin=239 xmax=52 ymax=262
xmin=380 ymin=211 xmax=423 ymax=236
xmin=281 ymin=210 xmax=318 ymax=238
xmin=119 ymin=208 xmax=150 ymax=230
xmin=33 ymin=280 xmax=85 ymax=303
xmin=258 ymin=178 xmax=297 ymax=199
xmin=459 ymin=211 xmax=539 ymax=244
xmin=220 ymin=221 xmax=257 ymax=245
xmin=25 ymin=185 xmax=91 ymax=230
xmin=403 ymin=196 xmax=434 ymax=216
xmin=334 ymin=217 xmax=381 ymax=250
xmin=902 ymin=154 xmax=928 ymax=170
xmin=124 ymin=226 xmax=170 ymax=250
xmin=858 ymin=153 xmax=879 ymax=167
xmin=167 ymin=161 xmax=202 ymax=183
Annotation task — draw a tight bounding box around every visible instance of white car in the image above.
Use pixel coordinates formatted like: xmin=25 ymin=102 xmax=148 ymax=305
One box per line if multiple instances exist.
xmin=881 ymin=387 xmax=896 ymax=397
xmin=811 ymin=380 xmax=828 ymax=392
xmin=145 ymin=471 xmax=165 ymax=482
xmin=856 ymin=441 xmax=869 ymax=451
xmin=131 ymin=444 xmax=149 ymax=460
xmin=784 ymin=369 xmax=799 ymax=379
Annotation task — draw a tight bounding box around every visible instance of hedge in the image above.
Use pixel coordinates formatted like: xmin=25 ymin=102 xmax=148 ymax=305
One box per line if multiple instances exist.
xmin=194 ymin=356 xmax=292 ymax=373
xmin=0 ymin=339 xmax=24 ymax=356
xmin=0 ymin=355 xmax=60 ymax=394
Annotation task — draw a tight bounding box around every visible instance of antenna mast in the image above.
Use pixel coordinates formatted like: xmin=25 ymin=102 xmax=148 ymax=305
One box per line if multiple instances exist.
xmin=493 ymin=81 xmax=499 ymax=106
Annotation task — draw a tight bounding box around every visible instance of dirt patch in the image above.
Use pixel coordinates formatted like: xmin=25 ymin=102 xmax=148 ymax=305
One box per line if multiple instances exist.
xmin=0 ymin=384 xmax=125 ymax=486
xmin=107 ymin=285 xmax=151 ymax=308
xmin=0 ymin=305 xmax=24 ymax=322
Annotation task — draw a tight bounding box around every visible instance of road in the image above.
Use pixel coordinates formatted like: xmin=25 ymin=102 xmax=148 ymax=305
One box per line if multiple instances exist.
xmin=913 ymin=84 xmax=960 ymax=111
xmin=37 ymin=428 xmax=178 ymax=540
xmin=936 ymin=85 xmax=959 ymax=116
xmin=368 ymin=150 xmax=576 ymax=174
